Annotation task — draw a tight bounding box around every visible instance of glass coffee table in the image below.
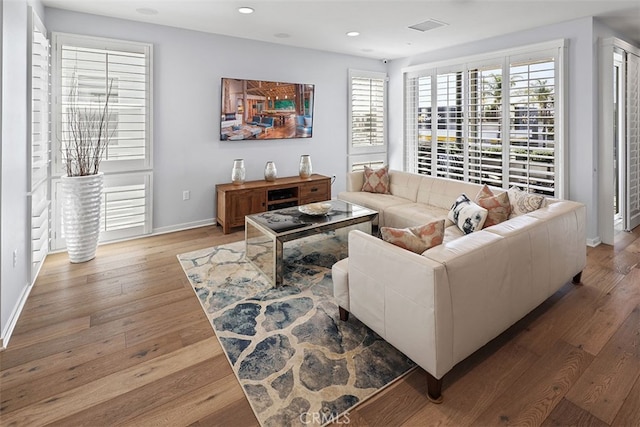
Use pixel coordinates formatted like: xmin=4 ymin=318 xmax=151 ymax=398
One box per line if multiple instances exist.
xmin=245 ymin=199 xmax=377 ymax=286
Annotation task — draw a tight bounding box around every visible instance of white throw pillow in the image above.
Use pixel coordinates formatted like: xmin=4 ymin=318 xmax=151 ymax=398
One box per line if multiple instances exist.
xmin=448 ymin=194 xmax=488 ymax=234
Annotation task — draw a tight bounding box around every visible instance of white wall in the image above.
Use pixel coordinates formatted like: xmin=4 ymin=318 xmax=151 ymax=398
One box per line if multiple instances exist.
xmin=386 ymin=17 xmax=602 ymax=243
xmin=1 ymin=0 xmax=30 ymax=346
xmin=44 ymin=8 xmax=386 ymax=233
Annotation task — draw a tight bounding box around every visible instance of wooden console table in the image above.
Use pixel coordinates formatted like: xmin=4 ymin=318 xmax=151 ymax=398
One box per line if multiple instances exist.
xmin=216 ymin=174 xmax=331 ymax=234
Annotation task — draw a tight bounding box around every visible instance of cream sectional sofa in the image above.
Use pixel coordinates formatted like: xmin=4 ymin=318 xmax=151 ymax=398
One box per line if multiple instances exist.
xmin=333 ymin=170 xmax=586 ymax=402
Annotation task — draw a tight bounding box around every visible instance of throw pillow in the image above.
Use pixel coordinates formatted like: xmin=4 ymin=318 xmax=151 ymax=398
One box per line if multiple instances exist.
xmin=448 ymin=194 xmax=488 ymax=234
xmin=361 ymin=165 xmax=391 ymax=194
xmin=507 ymin=186 xmax=546 ymax=217
xmin=380 ymin=219 xmax=445 ymax=254
xmin=475 ymin=184 xmax=511 ymax=228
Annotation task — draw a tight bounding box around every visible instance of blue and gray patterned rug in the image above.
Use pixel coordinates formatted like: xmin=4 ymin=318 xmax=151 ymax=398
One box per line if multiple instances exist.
xmin=177 ymin=233 xmax=414 ymax=426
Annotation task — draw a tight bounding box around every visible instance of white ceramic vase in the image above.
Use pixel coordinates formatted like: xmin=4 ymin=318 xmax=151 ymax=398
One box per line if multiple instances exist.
xmin=299 ymin=155 xmax=312 ymax=179
xmin=231 ymin=159 xmax=246 ymax=185
xmin=264 ymin=161 xmax=277 ymax=182
xmin=61 ymin=172 xmax=104 ymax=263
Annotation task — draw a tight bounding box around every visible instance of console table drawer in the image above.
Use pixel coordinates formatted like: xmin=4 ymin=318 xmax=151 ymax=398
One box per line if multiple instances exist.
xmin=300 ymin=181 xmax=330 ymax=203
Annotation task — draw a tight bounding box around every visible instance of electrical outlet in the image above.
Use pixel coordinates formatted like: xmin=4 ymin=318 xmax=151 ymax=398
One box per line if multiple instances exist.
xmin=182 ymin=190 xmax=190 ymax=201
xmin=13 ymin=249 xmax=17 ymax=268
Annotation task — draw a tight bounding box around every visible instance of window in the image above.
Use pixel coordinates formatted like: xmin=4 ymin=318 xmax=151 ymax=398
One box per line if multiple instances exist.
xmin=404 ymin=41 xmax=565 ymax=197
xmin=348 ymin=69 xmax=387 ymax=171
xmin=51 ymin=33 xmax=153 ymax=249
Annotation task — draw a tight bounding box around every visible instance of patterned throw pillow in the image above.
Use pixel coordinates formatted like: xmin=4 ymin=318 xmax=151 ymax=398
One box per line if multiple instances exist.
xmin=507 ymin=186 xmax=546 ymax=218
xmin=381 ymin=220 xmax=445 ymax=254
xmin=475 ymin=184 xmax=511 ymax=228
xmin=361 ymin=165 xmax=391 ymax=194
xmin=448 ymin=194 xmax=488 ymax=234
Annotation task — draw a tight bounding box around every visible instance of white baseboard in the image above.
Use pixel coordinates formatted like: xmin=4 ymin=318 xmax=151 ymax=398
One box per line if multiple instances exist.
xmin=586 ymin=236 xmax=602 ymax=247
xmin=1 ymin=281 xmax=33 ymax=350
xmin=152 ymin=218 xmax=216 ymax=236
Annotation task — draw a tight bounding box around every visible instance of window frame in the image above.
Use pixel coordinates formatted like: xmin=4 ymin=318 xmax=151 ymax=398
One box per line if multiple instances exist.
xmin=50 ymin=32 xmax=154 ymax=249
xmin=348 ymin=69 xmax=388 ymax=171
xmin=51 ymin=32 xmax=153 ymax=176
xmin=403 ymin=40 xmax=567 ymax=198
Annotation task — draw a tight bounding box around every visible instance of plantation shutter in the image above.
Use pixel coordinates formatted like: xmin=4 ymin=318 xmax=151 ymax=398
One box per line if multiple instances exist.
xmin=508 ymin=57 xmax=556 ymax=196
xmin=348 ymin=69 xmax=387 ymax=171
xmin=626 ymin=51 xmax=640 ymax=229
xmin=467 ymin=65 xmax=503 ymax=187
xmin=52 ymin=33 xmax=153 ymax=249
xmin=28 ymin=8 xmax=50 ymax=282
xmin=435 ymin=71 xmax=464 ymax=180
xmin=405 ymin=73 xmax=434 ymax=175
xmin=58 ymin=42 xmax=149 ymax=171
xmin=404 ymin=41 xmax=564 ymax=197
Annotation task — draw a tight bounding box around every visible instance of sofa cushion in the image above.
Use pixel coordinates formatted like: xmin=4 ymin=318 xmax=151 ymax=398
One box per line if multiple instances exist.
xmin=417 ymin=176 xmax=484 ymax=210
xmin=475 ymin=184 xmax=511 ymax=228
xmin=388 ymin=170 xmax=424 ymax=202
xmin=337 ymin=191 xmax=412 ymax=226
xmin=381 ymin=219 xmax=445 ymax=254
xmin=384 ymin=203 xmax=452 ymax=229
xmin=508 ymin=186 xmax=546 ymax=218
xmin=448 ymin=194 xmax=488 ymax=234
xmin=443 ymin=224 xmax=465 ymax=244
xmin=362 ymin=165 xmax=390 ymax=194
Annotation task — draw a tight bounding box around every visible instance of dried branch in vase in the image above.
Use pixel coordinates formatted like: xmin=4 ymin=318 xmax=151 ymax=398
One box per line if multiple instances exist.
xmin=63 ymin=77 xmax=116 ymax=176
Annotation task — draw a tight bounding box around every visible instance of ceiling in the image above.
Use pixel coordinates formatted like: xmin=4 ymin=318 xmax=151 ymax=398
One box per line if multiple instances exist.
xmin=41 ymin=0 xmax=640 ymax=60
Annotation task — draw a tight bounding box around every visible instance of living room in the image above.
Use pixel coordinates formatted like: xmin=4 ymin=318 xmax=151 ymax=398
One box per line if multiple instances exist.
xmin=2 ymin=0 xmax=640 ymax=425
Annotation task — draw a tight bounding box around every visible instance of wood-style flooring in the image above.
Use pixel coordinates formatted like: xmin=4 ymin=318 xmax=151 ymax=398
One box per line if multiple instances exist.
xmin=0 ymin=224 xmax=638 ymax=426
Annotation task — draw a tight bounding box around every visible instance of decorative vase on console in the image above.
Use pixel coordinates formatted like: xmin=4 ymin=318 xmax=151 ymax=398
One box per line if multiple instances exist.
xmin=264 ymin=161 xmax=277 ymax=182
xmin=231 ymin=159 xmax=246 ymax=185
xmin=299 ymin=155 xmax=312 ymax=179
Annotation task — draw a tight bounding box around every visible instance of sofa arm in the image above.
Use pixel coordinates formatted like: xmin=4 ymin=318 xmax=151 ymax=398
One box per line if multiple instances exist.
xmin=346 ymin=171 xmax=364 ymax=192
xmin=347 ymin=230 xmax=454 ymax=379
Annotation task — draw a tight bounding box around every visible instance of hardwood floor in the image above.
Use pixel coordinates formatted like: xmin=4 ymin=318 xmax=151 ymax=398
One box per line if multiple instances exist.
xmin=1 ymin=224 xmax=638 ymax=426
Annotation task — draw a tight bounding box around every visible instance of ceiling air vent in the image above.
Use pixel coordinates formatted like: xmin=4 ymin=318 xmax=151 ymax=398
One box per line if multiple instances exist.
xmin=409 ymin=19 xmax=448 ymax=32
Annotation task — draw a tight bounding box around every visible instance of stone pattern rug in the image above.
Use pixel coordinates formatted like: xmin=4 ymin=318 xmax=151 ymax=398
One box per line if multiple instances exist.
xmin=177 ymin=233 xmax=415 ymax=426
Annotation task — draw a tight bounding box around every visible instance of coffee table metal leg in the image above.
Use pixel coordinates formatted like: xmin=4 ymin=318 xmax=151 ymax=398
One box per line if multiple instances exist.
xmin=275 ymin=238 xmax=284 ymax=286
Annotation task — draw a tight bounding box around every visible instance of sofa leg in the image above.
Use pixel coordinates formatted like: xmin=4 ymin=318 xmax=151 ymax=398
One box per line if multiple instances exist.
xmin=572 ymin=271 xmax=583 ymax=285
xmin=339 ymin=307 xmax=349 ymax=321
xmin=426 ymin=373 xmax=443 ymax=404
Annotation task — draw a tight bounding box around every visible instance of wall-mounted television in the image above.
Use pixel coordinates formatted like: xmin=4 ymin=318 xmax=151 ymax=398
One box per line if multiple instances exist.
xmin=220 ymin=77 xmax=314 ymax=141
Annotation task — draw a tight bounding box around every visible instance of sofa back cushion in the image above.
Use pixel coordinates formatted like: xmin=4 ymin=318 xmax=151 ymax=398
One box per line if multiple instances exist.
xmin=416 ymin=176 xmax=484 ymax=209
xmin=388 ymin=170 xmax=423 ymax=202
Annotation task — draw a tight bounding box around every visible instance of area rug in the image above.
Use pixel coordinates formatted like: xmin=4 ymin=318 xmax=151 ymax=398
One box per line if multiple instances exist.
xmin=177 ymin=232 xmax=415 ymax=426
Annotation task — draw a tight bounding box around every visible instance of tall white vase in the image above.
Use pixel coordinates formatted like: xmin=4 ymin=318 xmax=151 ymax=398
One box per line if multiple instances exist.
xmin=61 ymin=172 xmax=103 ymax=263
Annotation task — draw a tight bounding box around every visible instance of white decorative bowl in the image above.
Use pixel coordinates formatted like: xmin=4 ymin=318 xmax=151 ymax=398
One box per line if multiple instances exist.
xmin=298 ymin=202 xmax=332 ymax=216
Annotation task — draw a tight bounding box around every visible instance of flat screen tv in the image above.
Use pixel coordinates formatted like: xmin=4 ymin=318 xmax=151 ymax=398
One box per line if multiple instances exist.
xmin=220 ymin=77 xmax=314 ymax=141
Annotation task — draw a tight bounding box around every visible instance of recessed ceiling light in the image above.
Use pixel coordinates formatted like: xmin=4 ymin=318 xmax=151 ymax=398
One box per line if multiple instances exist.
xmin=238 ymin=7 xmax=254 ymax=14
xmin=136 ymin=8 xmax=158 ymax=16
xmin=346 ymin=31 xmax=360 ymax=37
